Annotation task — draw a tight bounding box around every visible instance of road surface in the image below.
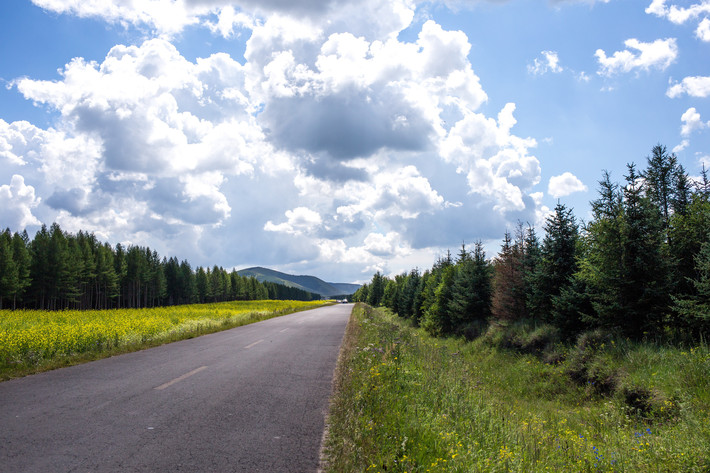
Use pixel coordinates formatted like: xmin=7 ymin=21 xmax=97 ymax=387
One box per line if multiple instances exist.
xmin=0 ymin=303 xmax=352 ymax=472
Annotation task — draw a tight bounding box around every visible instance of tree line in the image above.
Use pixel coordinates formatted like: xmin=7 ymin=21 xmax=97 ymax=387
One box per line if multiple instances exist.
xmin=353 ymin=145 xmax=710 ymax=342
xmin=0 ymin=223 xmax=321 ymax=310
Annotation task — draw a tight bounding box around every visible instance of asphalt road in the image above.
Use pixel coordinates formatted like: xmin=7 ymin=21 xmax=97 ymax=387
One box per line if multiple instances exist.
xmin=0 ymin=303 xmax=353 ymax=473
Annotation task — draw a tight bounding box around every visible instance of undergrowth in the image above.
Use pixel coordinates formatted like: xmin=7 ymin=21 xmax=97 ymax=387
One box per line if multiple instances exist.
xmin=322 ymin=304 xmax=710 ymax=472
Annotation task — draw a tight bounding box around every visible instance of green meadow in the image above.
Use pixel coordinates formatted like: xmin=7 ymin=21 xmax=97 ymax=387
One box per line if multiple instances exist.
xmin=322 ymin=304 xmax=710 ymax=472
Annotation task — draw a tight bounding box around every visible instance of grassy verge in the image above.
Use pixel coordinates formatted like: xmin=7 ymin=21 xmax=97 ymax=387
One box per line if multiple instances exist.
xmin=321 ymin=304 xmax=710 ymax=472
xmin=0 ymin=300 xmax=331 ymax=381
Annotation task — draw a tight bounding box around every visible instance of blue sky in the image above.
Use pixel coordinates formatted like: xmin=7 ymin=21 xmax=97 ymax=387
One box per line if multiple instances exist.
xmin=1 ymin=0 xmax=709 ymax=284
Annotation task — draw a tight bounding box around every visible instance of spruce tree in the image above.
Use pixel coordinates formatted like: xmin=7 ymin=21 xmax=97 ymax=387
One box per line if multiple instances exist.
xmin=539 ymin=203 xmax=579 ymax=324
xmin=11 ymin=231 xmax=31 ymax=309
xmin=620 ymin=163 xmax=671 ymax=337
xmin=578 ymin=171 xmax=625 ymax=331
xmin=449 ymin=241 xmax=491 ymax=331
xmin=0 ymin=231 xmax=18 ymax=310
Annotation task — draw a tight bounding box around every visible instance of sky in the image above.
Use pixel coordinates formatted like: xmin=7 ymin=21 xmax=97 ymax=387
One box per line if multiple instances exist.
xmin=1 ymin=0 xmax=709 ymax=284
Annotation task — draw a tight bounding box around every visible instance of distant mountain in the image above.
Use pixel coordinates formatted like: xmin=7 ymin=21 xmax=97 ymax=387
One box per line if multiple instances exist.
xmin=236 ymin=267 xmax=361 ymax=297
xmin=328 ymin=282 xmax=363 ymax=295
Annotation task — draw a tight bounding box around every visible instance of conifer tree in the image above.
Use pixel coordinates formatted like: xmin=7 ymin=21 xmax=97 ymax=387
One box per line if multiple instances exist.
xmin=449 ymin=241 xmax=491 ymax=331
xmin=538 ymin=203 xmax=579 ymax=324
xmin=0 ymin=231 xmax=18 ymax=310
xmin=491 ymin=231 xmax=526 ymax=321
xmin=620 ymin=163 xmax=670 ymax=336
xmin=367 ymin=271 xmax=386 ymax=306
xmin=11 ymin=231 xmax=31 ymax=309
xmin=672 ymin=240 xmax=710 ymax=337
xmin=577 ymin=171 xmax=625 ymax=330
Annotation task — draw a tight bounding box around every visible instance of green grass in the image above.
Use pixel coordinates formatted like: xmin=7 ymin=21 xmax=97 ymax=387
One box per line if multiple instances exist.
xmin=0 ymin=300 xmax=332 ymax=381
xmin=321 ymin=304 xmax=710 ymax=472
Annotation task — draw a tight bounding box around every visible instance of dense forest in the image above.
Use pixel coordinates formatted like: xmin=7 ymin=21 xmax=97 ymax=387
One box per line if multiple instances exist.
xmin=0 ymin=223 xmax=320 ymax=310
xmin=353 ymin=145 xmax=710 ymax=342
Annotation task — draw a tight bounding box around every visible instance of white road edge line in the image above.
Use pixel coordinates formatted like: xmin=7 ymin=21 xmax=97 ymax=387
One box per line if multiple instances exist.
xmin=280 ymin=328 xmax=289 ymax=333
xmin=155 ymin=366 xmax=208 ymax=391
xmin=244 ymin=339 xmax=264 ymax=349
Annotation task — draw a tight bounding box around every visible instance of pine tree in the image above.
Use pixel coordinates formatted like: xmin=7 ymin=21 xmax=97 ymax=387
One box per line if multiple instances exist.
xmin=672 ymin=240 xmax=710 ymax=338
xmin=367 ymin=271 xmax=386 ymax=306
xmin=620 ymin=163 xmax=671 ymax=337
xmin=421 ymin=264 xmax=455 ymax=336
xmin=643 ymin=145 xmax=678 ymax=232
xmin=578 ymin=171 xmax=625 ymax=330
xmin=491 ymin=231 xmax=526 ymax=321
xmin=539 ymin=203 xmax=579 ymax=324
xmin=449 ymin=241 xmax=491 ymax=331
xmin=0 ymin=231 xmax=18 ymax=310
xmin=398 ymin=268 xmax=422 ymax=321
xmin=11 ymin=231 xmax=31 ymax=309
xmin=521 ymin=225 xmax=543 ymax=320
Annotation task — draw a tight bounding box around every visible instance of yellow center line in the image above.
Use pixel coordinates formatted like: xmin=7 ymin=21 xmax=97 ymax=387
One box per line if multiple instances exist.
xmin=154 ymin=366 xmax=208 ymax=391
xmin=244 ymin=339 xmax=264 ymax=349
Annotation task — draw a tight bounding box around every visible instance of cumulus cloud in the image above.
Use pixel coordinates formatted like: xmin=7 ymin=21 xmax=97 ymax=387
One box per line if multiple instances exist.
xmin=697 ymin=17 xmax=710 ymax=40
xmin=439 ymin=102 xmax=541 ymax=213
xmin=30 ymin=0 xmax=207 ymax=37
xmin=264 ymin=206 xmax=323 ymax=235
xmin=681 ymin=107 xmax=710 ymax=137
xmin=646 ymin=0 xmax=710 ymax=38
xmin=667 ymin=75 xmax=710 ymax=98
xmin=547 ymin=172 xmax=588 ymax=198
xmin=595 ymin=38 xmax=678 ymax=76
xmin=528 ymin=51 xmax=563 ymax=75
xmin=252 ymin=19 xmax=486 ymax=180
xmin=30 ymin=0 xmax=416 ymax=40
xmin=268 ymin=164 xmax=446 ymax=244
xmin=11 ymin=39 xmax=272 ymax=229
xmin=0 ymin=175 xmax=42 ymax=229
xmin=646 ymin=0 xmax=710 ymax=42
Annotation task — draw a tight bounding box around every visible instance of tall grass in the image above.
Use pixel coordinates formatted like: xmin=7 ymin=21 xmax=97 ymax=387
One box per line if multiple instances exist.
xmin=0 ymin=300 xmax=330 ymax=380
xmin=322 ymin=304 xmax=710 ymax=472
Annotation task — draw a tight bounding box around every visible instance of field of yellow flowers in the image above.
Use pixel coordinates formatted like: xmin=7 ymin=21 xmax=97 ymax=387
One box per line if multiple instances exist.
xmin=0 ymin=300 xmax=328 ymax=379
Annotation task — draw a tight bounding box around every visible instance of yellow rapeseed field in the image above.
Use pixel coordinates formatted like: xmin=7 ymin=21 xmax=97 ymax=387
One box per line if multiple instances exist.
xmin=0 ymin=300 xmax=328 ymax=374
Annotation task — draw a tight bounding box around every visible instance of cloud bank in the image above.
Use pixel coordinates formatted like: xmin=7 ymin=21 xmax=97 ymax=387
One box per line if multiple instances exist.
xmin=1 ymin=0 xmax=577 ymax=281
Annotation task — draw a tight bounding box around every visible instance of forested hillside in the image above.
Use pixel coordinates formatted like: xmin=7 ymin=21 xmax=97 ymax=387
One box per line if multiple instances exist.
xmin=354 ymin=145 xmax=710 ymax=342
xmin=237 ymin=266 xmax=359 ymax=297
xmin=0 ymin=223 xmax=320 ymax=310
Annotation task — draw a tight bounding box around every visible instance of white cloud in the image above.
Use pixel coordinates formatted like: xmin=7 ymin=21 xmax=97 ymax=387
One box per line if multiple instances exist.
xmin=264 ymin=206 xmax=323 ymax=235
xmin=681 ymin=107 xmax=710 ymax=137
xmin=577 ymin=71 xmax=591 ymax=82
xmin=646 ymin=0 xmax=710 ymax=25
xmin=697 ymin=17 xmax=710 ymax=40
xmin=646 ymin=1 xmax=710 ymax=42
xmin=206 ymin=6 xmax=255 ymax=38
xmin=528 ymin=51 xmax=563 ymax=75
xmin=30 ymin=0 xmax=417 ymax=41
xmin=0 ymin=175 xmax=42 ymax=229
xmin=440 ymin=102 xmax=541 ymax=213
xmin=667 ymin=75 xmax=710 ymax=98
xmin=362 ymin=231 xmax=404 ymax=257
xmin=547 ymin=172 xmax=588 ymax=198
xmin=0 ymin=119 xmax=44 ymax=166
xmin=30 ymin=0 xmax=206 ymax=37
xmin=12 ymin=39 xmax=270 ymax=228
xmin=673 ymin=139 xmax=690 ymax=152
xmin=595 ymin=38 xmax=678 ymax=76
xmin=251 ymin=18 xmax=488 ymax=180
